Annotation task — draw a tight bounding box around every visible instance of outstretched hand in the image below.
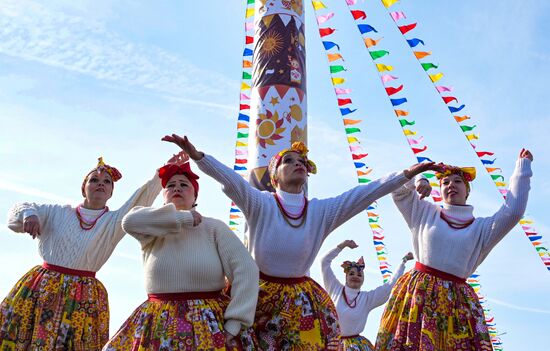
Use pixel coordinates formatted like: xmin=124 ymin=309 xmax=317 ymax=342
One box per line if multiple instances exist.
xmin=162 ymin=134 xmax=204 ymax=161
xmin=403 ymin=162 xmax=445 ymax=180
xmin=402 ymin=252 xmax=414 ymax=262
xmin=23 ymin=215 xmax=41 ymax=239
xmin=415 ymin=178 xmax=432 ymax=200
xmin=166 ymin=151 xmax=190 ymax=165
xmin=519 ymin=148 xmax=533 ymax=161
xmin=337 ymin=240 xmax=358 ymax=250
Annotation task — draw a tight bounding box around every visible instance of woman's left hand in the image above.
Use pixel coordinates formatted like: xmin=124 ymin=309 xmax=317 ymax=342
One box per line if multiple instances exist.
xmin=403 ymin=162 xmax=446 ymax=179
xmin=519 ymin=148 xmax=533 ymax=161
xmin=402 ymin=252 xmax=414 ymax=262
xmin=225 ymin=331 xmax=238 ymax=349
xmin=191 ymin=210 xmax=202 ymax=227
xmin=415 ymin=178 xmax=432 ymax=200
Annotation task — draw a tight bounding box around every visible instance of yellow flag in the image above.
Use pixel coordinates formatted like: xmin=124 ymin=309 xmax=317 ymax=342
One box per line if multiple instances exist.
xmin=429 ymin=73 xmax=444 ymax=83
xmin=376 ymin=64 xmax=393 ymax=72
xmin=332 ymin=77 xmax=345 ymax=85
xmin=347 ymin=136 xmax=359 ymax=143
xmin=241 ymin=82 xmax=251 ymax=90
xmin=246 ymin=8 xmax=254 ymax=18
xmin=403 ymin=129 xmax=416 ymax=136
xmin=519 ymin=219 xmax=534 ymax=224
xmin=382 ymin=0 xmax=399 ymax=9
xmin=236 ymin=141 xmax=248 ymax=147
xmin=466 ymin=134 xmax=479 ymax=140
xmin=312 ymin=1 xmax=327 ymax=10
xmin=494 ymin=182 xmax=507 ymax=187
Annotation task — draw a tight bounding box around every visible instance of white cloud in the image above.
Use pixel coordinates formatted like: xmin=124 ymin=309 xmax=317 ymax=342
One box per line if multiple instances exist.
xmin=0 ymin=0 xmax=238 ymax=107
xmin=0 ymin=179 xmax=76 ymax=204
xmin=487 ymin=297 xmax=550 ymax=315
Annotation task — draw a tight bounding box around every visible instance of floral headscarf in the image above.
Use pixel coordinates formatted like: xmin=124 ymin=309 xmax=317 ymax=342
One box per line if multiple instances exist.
xmin=341 ymin=256 xmax=365 ymax=274
xmin=436 ymin=165 xmax=476 ymax=193
xmin=268 ymin=141 xmax=317 ymax=185
xmin=81 ymin=157 xmax=122 ymax=197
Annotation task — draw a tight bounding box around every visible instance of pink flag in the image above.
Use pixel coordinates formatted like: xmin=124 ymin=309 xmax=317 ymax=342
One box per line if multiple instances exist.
xmin=436 ymin=85 xmax=453 ymax=92
xmin=317 ymin=12 xmax=335 ymax=24
xmin=245 ymin=22 xmax=254 ymax=31
xmin=335 ymin=88 xmax=352 ymax=95
xmin=240 ymin=93 xmax=250 ymax=100
xmin=390 ymin=11 xmax=406 ymax=21
xmin=381 ymin=74 xmax=398 ymax=83
xmin=346 ymin=0 xmax=357 ymax=5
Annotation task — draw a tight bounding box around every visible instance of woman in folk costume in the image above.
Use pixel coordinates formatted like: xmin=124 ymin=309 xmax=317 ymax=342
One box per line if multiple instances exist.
xmin=161 ymin=133 xmax=439 ymax=351
xmin=375 ymin=148 xmax=533 ymax=351
xmin=321 ymin=240 xmax=413 ymax=351
xmin=1 ymin=157 xmax=162 ymax=351
xmin=103 ymin=153 xmax=259 ymax=351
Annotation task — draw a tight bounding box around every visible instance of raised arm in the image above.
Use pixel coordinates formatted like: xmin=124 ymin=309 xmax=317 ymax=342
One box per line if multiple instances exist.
xmin=480 ymin=149 xmax=533 ymax=254
xmin=323 ymin=162 xmax=441 ymax=234
xmin=362 ymin=252 xmax=413 ymax=310
xmin=321 ymin=241 xmax=357 ymax=297
xmin=7 ymin=202 xmax=67 ymax=238
xmin=122 ymin=204 xmax=195 ymax=246
xmin=163 ymin=134 xmax=264 ymax=217
xmin=214 ymin=219 xmax=259 ymax=337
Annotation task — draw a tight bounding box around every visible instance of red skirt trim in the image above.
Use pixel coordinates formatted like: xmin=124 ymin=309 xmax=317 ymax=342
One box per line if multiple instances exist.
xmin=42 ymin=262 xmax=96 ymax=278
xmin=260 ymin=271 xmax=307 ymax=284
xmin=414 ymin=262 xmax=466 ymax=284
xmin=147 ymin=290 xmax=222 ymax=302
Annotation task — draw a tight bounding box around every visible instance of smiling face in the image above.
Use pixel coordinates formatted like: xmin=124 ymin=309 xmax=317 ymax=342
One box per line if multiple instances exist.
xmin=345 ymin=267 xmax=364 ymax=289
xmin=82 ymin=170 xmax=113 ymax=206
xmin=440 ymin=174 xmax=469 ymax=205
xmin=162 ymin=174 xmax=196 ymax=210
xmin=274 ymin=151 xmax=308 ymax=189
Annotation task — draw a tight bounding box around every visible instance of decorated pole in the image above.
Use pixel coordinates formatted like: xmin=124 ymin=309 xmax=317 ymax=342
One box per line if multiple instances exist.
xmin=247 ymin=0 xmax=307 ymax=191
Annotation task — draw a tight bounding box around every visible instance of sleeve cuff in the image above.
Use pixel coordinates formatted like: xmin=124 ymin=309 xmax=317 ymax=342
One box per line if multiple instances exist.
xmin=175 ymin=211 xmax=195 ymax=228
xmin=224 ymin=319 xmax=242 ymax=337
xmin=22 ymin=209 xmax=37 ymax=219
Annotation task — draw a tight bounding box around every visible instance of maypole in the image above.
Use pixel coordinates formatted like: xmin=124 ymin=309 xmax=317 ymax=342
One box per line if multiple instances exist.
xmin=247 ymin=0 xmax=308 ymax=192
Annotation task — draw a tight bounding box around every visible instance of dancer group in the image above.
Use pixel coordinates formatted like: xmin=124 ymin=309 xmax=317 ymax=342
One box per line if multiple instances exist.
xmin=0 ymin=132 xmax=533 ymax=351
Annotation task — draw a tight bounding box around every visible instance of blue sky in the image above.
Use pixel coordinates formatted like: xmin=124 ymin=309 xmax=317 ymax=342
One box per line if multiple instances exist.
xmin=0 ymin=1 xmax=549 ymax=349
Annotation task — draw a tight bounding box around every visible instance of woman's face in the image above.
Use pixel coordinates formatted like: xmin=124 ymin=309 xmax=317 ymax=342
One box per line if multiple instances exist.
xmin=163 ymin=174 xmax=196 ymax=210
xmin=345 ymin=267 xmax=364 ymax=289
xmin=83 ymin=171 xmax=113 ymax=205
xmin=274 ymin=152 xmax=308 ymax=188
xmin=441 ymin=174 xmax=468 ymax=205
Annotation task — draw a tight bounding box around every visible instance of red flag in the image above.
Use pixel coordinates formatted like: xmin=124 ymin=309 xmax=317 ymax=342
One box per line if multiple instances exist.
xmin=239 ymin=104 xmax=250 ymax=110
xmin=385 ymin=85 xmax=404 ymax=96
xmin=442 ymin=96 xmax=458 ymax=104
xmin=235 ymin=158 xmax=247 ymax=164
xmin=245 ymin=36 xmax=254 ymax=44
xmin=399 ymin=23 xmax=417 ymax=35
xmin=338 ymin=98 xmax=352 ymax=106
xmin=351 ymin=10 xmax=367 ymax=20
xmin=412 ymin=146 xmax=427 ymax=154
xmin=352 ymin=153 xmax=368 ymax=160
xmin=476 ymin=151 xmax=495 ymax=157
xmin=319 ymin=27 xmax=336 ymax=37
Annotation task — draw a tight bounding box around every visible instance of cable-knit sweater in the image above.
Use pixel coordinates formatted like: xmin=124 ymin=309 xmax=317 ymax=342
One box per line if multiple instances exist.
xmin=6 ymin=174 xmax=162 ymax=272
xmin=121 ymin=204 xmax=259 ymax=336
xmin=321 ymin=247 xmax=405 ymax=337
xmin=392 ymin=158 xmax=532 ymax=278
xmin=196 ymin=154 xmax=408 ymax=277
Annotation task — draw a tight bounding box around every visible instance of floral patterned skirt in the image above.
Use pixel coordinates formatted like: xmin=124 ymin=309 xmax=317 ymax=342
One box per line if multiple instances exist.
xmin=103 ymin=292 xmax=258 ymax=351
xmin=375 ymin=269 xmax=493 ymax=351
xmin=339 ymin=335 xmax=374 ymax=351
xmin=254 ymin=273 xmax=340 ymax=351
xmin=0 ymin=265 xmax=108 ymax=351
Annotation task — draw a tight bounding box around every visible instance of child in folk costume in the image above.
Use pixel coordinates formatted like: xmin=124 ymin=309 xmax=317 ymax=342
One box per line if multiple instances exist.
xmin=376 ymin=149 xmax=533 ymax=351
xmin=321 ymin=240 xmax=413 ymax=351
xmin=162 ymin=133 xmax=439 ymax=350
xmin=103 ymin=154 xmax=259 ymax=351
xmin=1 ymin=157 xmax=162 ymax=350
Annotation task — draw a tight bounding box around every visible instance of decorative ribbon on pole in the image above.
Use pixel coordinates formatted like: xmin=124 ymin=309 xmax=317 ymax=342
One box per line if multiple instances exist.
xmin=310 ymin=0 xmax=394 ymax=283
xmin=380 ymin=0 xmax=549 ymax=273
xmin=228 ymin=0 xmax=257 ymax=246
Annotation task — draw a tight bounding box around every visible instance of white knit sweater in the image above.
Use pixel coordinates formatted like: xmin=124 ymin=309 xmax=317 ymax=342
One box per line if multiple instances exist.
xmin=196 ymin=154 xmax=408 ymax=277
xmin=121 ymin=204 xmax=259 ymax=336
xmin=6 ymin=174 xmax=162 ymax=272
xmin=392 ymin=158 xmax=532 ymax=278
xmin=321 ymin=247 xmax=405 ymax=337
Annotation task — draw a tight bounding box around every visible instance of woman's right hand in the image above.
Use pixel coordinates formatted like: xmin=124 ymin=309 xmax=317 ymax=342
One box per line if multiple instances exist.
xmin=337 ymin=240 xmax=358 ymax=250
xmin=191 ymin=210 xmax=202 ymax=227
xmin=162 ymin=134 xmax=204 ymax=161
xmin=519 ymin=148 xmax=533 ymax=161
xmin=23 ymin=215 xmax=41 ymax=239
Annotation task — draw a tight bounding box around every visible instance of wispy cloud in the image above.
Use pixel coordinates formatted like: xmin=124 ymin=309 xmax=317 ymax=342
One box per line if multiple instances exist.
xmin=487 ymin=297 xmax=550 ymax=314
xmin=0 ymin=179 xmax=76 ymax=204
xmin=0 ymin=0 xmax=237 ymax=109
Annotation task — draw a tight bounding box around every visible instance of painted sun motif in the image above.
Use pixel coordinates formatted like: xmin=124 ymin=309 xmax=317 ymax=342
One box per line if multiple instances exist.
xmin=256 ymin=109 xmax=286 ymax=148
xmin=261 ymin=30 xmax=284 ymax=58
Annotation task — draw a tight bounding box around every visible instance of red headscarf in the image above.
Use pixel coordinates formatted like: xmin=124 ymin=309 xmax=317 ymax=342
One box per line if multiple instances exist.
xmin=158 ymin=162 xmax=200 ymax=197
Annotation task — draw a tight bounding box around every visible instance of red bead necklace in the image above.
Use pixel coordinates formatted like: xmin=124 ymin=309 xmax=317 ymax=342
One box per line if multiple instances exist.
xmin=273 ymin=193 xmax=308 ymax=228
xmin=76 ymin=204 xmax=109 ymax=230
xmin=342 ymin=286 xmax=360 ymax=308
xmin=440 ymin=211 xmax=474 ymax=229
